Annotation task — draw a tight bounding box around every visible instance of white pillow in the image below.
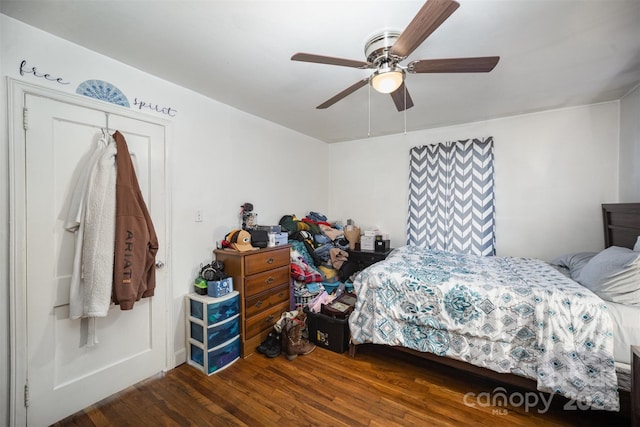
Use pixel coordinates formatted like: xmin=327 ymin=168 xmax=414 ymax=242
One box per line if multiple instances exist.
xmin=634 ymin=236 xmax=640 ymax=252
xmin=551 ymin=252 xmax=597 ymax=280
xmin=576 ymin=246 xmax=640 ymax=306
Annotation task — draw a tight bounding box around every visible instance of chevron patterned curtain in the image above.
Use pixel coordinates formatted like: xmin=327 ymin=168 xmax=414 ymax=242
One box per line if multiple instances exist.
xmin=407 ymin=137 xmax=495 ymax=256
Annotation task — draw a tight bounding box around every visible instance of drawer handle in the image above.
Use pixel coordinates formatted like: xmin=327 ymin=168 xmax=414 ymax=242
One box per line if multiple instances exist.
xmin=265 ymin=315 xmax=274 ymax=323
xmin=266 ymin=257 xmax=274 ymax=264
xmin=277 ymin=292 xmax=285 ymax=298
xmin=255 ymin=300 xmax=263 ymax=307
xmin=265 ymin=277 xmax=274 ymax=285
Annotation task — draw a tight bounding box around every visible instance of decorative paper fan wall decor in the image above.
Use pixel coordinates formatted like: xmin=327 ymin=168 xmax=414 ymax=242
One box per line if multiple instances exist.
xmin=76 ymin=80 xmax=130 ymax=107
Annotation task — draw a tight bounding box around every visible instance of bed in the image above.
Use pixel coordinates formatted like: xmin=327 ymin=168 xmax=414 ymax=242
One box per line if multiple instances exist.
xmin=349 ymin=203 xmax=640 ymax=418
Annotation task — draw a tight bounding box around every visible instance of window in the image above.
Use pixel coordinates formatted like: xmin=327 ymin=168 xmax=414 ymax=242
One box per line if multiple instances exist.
xmin=407 ymin=137 xmax=495 ymax=256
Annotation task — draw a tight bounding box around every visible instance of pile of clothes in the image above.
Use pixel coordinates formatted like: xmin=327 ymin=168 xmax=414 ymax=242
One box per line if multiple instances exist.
xmin=279 ymin=212 xmax=358 ymax=305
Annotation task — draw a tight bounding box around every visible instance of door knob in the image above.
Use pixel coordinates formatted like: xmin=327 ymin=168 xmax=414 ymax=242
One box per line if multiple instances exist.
xmin=155 ymin=260 xmax=165 ymax=269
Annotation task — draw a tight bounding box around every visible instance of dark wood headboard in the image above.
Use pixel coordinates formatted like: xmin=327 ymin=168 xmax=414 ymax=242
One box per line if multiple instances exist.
xmin=602 ymin=203 xmax=640 ymax=249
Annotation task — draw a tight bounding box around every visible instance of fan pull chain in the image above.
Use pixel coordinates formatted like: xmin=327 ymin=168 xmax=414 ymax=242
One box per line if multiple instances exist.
xmin=403 ymin=85 xmax=407 ymax=135
xmin=367 ymin=84 xmax=371 ymax=137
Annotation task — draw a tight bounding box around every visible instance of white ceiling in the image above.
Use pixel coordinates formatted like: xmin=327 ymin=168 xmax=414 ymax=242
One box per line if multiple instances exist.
xmin=2 ymin=0 xmax=640 ymax=143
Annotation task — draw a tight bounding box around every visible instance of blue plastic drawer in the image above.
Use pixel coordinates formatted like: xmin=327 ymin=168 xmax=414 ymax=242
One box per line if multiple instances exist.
xmin=207 ymin=336 xmax=240 ymax=374
xmin=189 ymin=336 xmax=240 ymax=375
xmin=189 ymin=291 xmax=239 ymax=325
xmin=207 ymin=294 xmax=239 ymax=325
xmin=190 ymin=344 xmax=205 ymax=367
xmin=190 ymin=314 xmax=240 ymax=349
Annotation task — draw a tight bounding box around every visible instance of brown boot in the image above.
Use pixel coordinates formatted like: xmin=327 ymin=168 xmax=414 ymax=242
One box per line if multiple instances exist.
xmin=282 ymin=317 xmax=316 ymax=361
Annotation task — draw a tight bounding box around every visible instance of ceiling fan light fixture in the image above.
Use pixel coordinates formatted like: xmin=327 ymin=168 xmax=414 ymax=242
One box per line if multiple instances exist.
xmin=291 ymin=1 xmax=499 ymax=111
xmin=371 ymin=65 xmax=405 ymax=94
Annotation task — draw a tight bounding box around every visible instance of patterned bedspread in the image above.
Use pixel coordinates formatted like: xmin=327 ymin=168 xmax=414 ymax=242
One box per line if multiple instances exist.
xmin=349 ymin=245 xmax=619 ymax=410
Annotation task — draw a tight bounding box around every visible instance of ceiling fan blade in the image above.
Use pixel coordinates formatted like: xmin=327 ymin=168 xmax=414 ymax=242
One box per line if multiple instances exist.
xmin=390 ymin=83 xmax=414 ymax=111
xmin=317 ymin=78 xmax=369 ymax=109
xmin=390 ymin=0 xmax=460 ymax=58
xmin=291 ymin=52 xmax=371 ymax=69
xmin=408 ymin=56 xmax=500 ymax=73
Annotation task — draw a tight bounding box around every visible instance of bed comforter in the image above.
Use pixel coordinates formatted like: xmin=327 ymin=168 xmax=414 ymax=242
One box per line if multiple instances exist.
xmin=349 ymin=245 xmax=619 ymax=410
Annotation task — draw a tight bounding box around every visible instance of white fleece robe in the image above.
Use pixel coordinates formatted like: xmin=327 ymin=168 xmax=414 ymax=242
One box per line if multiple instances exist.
xmin=65 ymin=137 xmax=107 ymax=320
xmin=82 ymin=137 xmax=117 ymax=318
xmin=65 ymin=135 xmax=117 ymax=345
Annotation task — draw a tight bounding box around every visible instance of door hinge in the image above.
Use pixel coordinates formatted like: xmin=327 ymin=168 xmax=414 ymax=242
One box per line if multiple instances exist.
xmin=23 ymin=107 xmax=29 ymax=131
xmin=24 ymin=383 xmax=30 ymax=408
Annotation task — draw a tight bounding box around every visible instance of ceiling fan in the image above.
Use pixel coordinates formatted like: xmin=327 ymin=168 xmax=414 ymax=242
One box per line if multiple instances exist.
xmin=291 ymin=0 xmax=499 ymax=111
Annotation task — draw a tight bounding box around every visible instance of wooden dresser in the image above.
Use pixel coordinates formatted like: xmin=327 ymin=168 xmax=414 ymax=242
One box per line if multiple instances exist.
xmin=214 ymin=245 xmax=291 ymax=358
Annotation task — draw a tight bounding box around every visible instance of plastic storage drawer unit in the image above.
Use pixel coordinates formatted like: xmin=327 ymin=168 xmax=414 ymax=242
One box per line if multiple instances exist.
xmin=186 ymin=292 xmax=241 ymax=375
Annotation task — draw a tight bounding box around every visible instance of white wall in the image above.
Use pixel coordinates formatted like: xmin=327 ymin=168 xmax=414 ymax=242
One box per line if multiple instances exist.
xmin=619 ymin=84 xmax=640 ymax=201
xmin=328 ymin=102 xmax=620 ymax=261
xmin=0 ymin=15 xmax=329 ymax=424
xmin=0 ymin=13 xmax=8 ymax=427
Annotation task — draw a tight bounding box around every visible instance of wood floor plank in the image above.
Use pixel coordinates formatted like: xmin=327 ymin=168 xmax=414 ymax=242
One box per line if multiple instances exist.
xmin=172 ymin=375 xmax=252 ymax=425
xmin=53 ymin=343 xmax=631 ymax=427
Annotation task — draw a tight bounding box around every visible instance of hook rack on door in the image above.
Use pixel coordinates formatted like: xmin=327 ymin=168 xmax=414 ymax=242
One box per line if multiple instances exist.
xmin=101 ymin=112 xmax=111 ymax=138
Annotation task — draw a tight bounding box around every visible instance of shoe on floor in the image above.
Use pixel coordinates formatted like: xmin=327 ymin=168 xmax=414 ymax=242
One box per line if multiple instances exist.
xmin=282 ymin=317 xmax=316 ymax=361
xmin=265 ymin=338 xmax=281 ymax=358
xmin=257 ymin=331 xmax=279 ymax=355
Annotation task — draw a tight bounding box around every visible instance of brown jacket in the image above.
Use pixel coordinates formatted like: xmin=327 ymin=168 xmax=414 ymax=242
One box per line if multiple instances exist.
xmin=112 ymin=131 xmax=159 ymax=310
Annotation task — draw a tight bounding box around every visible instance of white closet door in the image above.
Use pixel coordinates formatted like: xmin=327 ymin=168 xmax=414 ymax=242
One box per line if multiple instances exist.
xmin=23 ymin=94 xmax=167 ymax=426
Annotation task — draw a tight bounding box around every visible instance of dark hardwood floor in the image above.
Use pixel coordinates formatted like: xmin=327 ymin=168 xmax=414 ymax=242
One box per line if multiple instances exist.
xmin=53 ymin=344 xmax=631 ymax=426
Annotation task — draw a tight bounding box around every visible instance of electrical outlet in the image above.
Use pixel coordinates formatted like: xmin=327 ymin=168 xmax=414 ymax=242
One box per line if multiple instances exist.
xmin=195 ymin=209 xmax=203 ymax=222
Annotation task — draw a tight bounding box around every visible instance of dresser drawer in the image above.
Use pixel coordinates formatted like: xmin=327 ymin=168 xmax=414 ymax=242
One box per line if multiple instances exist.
xmin=245 ymin=283 xmax=290 ymax=319
xmin=245 ymin=289 xmax=270 ymax=318
xmin=269 ymin=283 xmax=289 ymax=306
xmin=245 ymin=265 xmax=289 ymax=297
xmin=349 ymin=249 xmax=393 ymax=270
xmin=350 ymin=251 xmax=385 ymax=264
xmin=244 ymin=248 xmax=290 ymax=275
xmin=244 ymin=301 xmax=289 ymax=340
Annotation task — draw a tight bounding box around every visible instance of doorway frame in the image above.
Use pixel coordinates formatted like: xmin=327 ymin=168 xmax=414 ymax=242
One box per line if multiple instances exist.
xmin=7 ymin=77 xmax=174 ymax=426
